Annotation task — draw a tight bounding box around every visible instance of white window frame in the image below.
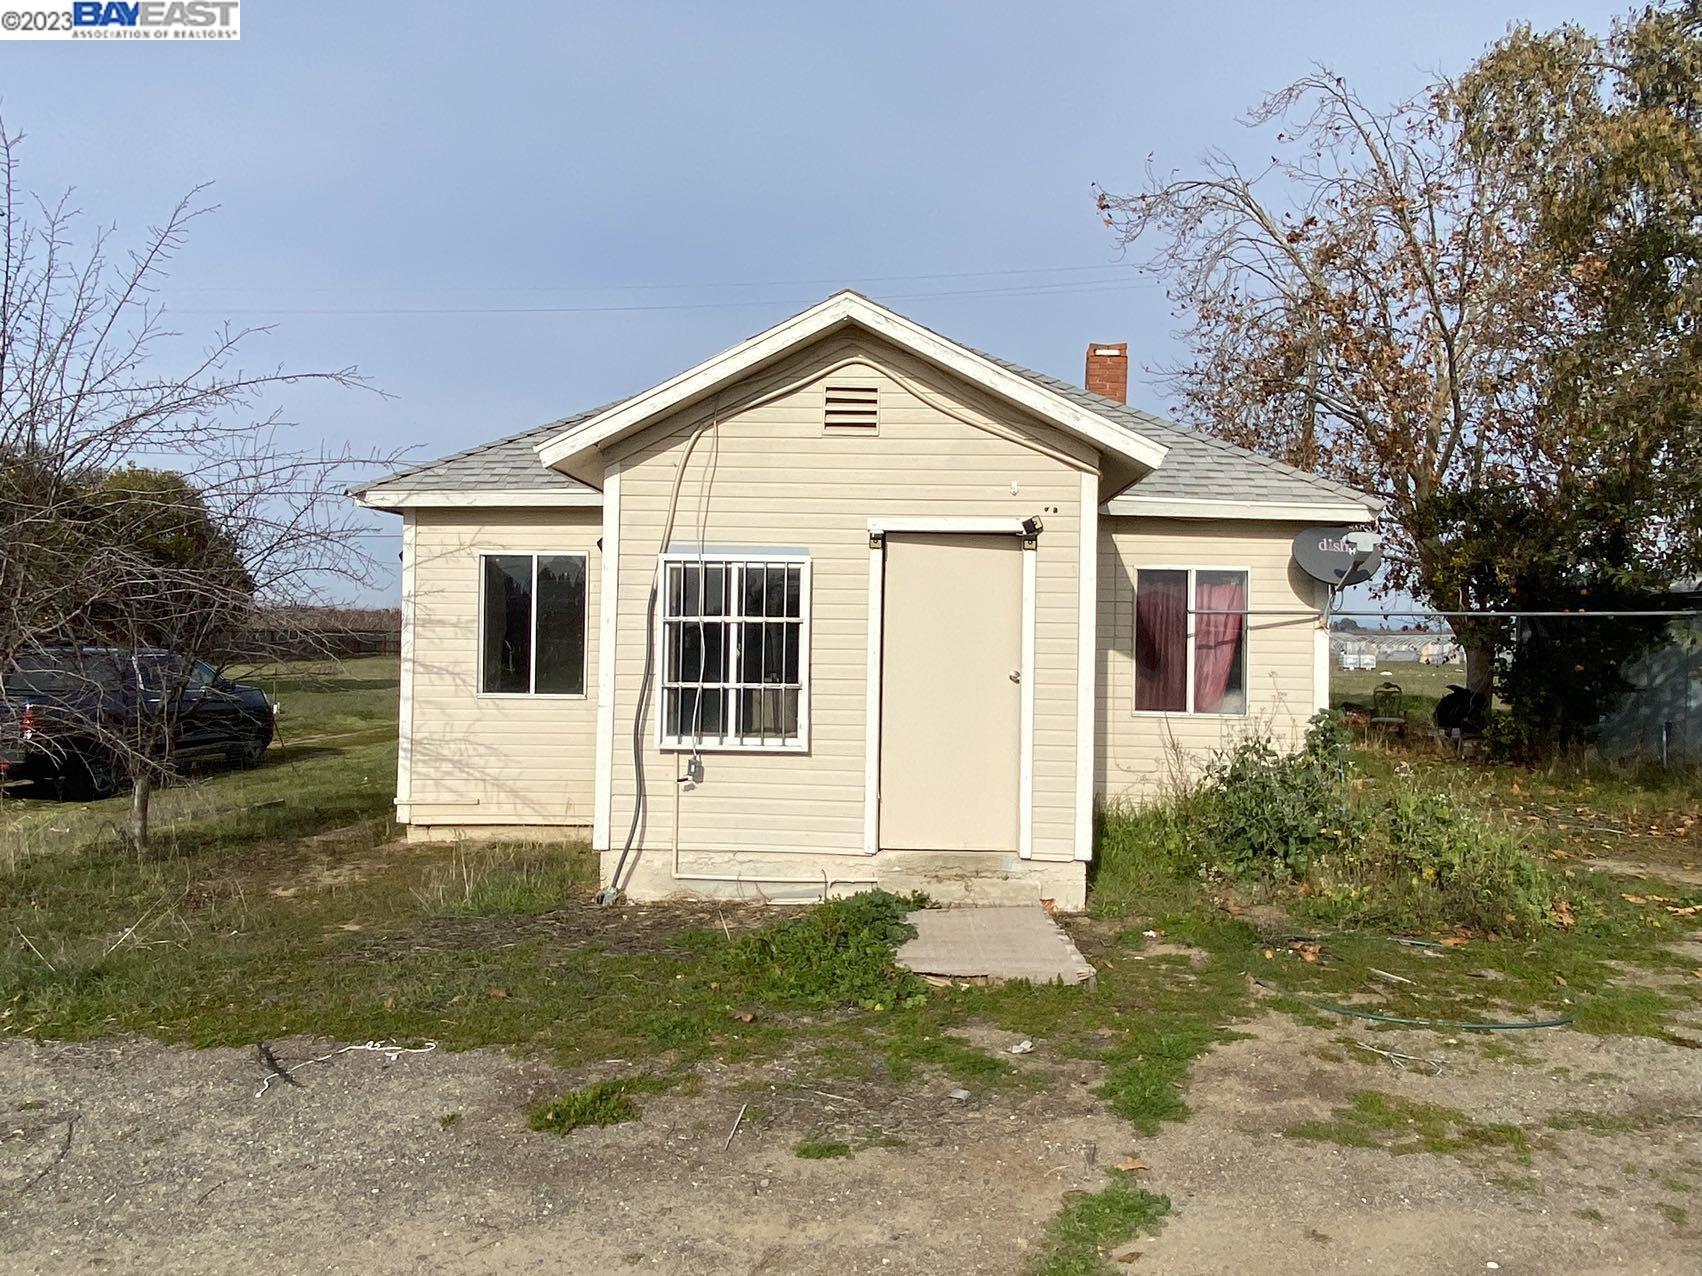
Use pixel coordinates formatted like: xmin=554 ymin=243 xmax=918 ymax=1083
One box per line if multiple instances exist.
xmin=475 ymin=550 xmax=590 ymax=699
xmin=1131 ymin=564 xmax=1252 ymax=718
xmin=654 ymin=548 xmax=812 ymax=753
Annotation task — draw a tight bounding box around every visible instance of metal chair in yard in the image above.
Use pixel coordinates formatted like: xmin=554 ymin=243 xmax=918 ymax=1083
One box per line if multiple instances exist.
xmin=1370 ymin=681 xmax=1407 ymax=739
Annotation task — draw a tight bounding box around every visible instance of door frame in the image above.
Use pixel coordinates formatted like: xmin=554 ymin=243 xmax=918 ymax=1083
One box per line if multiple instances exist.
xmin=863 ymin=516 xmax=1038 ymax=859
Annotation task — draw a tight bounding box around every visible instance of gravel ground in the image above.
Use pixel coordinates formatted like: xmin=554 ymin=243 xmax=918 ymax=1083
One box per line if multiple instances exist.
xmin=1 ymin=1013 xmax=1697 ymax=1274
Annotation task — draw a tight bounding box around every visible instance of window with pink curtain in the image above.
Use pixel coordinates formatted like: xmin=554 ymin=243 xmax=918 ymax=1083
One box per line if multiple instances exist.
xmin=1134 ymin=568 xmax=1248 ymax=714
xmin=1193 ymin=570 xmax=1247 ymax=714
xmin=1135 ymin=569 xmax=1188 ymax=712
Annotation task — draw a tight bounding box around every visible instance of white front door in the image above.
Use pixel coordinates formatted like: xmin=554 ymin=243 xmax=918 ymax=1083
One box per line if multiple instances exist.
xmin=878 ymin=533 xmax=1022 ymax=851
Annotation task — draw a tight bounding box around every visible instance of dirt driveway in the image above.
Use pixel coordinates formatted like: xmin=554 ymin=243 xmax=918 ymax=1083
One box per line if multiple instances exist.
xmin=3 ymin=1013 xmax=1697 ymax=1275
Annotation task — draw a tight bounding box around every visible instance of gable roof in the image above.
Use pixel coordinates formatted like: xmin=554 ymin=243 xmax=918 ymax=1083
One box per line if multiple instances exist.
xmin=531 ymin=290 xmax=1170 ymax=485
xmin=353 ymin=291 xmax=1378 ymax=522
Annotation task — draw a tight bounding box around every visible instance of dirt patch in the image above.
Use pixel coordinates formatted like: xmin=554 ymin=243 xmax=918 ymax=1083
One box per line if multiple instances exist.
xmin=1131 ymin=1015 xmax=1702 ymax=1275
xmin=1582 ymin=855 xmax=1702 ymax=889
xmin=0 ymin=1033 xmax=1129 ymax=1276
xmin=4 ymin=1013 xmax=1698 ymax=1274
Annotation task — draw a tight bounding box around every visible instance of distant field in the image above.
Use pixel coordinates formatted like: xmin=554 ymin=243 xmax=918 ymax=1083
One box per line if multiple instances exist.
xmin=1331 ymin=660 xmax=1462 ymax=722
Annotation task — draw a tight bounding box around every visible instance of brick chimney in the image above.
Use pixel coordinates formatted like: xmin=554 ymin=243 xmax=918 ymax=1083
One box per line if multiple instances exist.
xmin=1085 ymin=342 xmax=1128 ymax=404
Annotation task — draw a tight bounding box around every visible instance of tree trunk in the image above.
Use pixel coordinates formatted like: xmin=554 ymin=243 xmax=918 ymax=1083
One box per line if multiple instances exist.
xmin=1463 ymin=641 xmax=1495 ymax=698
xmin=128 ymin=772 xmax=152 ymax=850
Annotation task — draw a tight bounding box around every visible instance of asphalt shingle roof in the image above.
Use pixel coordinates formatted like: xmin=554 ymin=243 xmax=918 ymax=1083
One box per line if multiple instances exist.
xmin=353 ymin=405 xmax=610 ymax=498
xmin=356 ymin=335 xmax=1376 ymax=514
xmin=975 ymin=352 xmax=1376 ymax=510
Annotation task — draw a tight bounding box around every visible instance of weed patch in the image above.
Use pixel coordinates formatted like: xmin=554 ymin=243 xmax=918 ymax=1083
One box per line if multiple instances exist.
xmin=793 ymin=1136 xmax=852 ymax=1160
xmin=1286 ymin=1090 xmax=1532 ymax=1163
xmin=1545 ymin=1109 xmax=1641 ymax=1135
xmin=1029 ymin=1174 xmax=1170 ymax=1276
xmin=732 ymin=889 xmax=929 ymax=1010
xmin=526 ymin=1075 xmax=672 ymax=1135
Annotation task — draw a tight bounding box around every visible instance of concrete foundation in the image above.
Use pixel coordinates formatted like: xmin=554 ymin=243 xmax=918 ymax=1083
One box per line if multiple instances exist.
xmin=600 ymin=846 xmax=1087 ymax=911
xmin=404 ymin=823 xmax=589 ymax=844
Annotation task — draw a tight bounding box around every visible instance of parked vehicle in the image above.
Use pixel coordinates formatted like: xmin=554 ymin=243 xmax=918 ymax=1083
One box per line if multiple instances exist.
xmin=0 ymin=648 xmax=276 ymax=799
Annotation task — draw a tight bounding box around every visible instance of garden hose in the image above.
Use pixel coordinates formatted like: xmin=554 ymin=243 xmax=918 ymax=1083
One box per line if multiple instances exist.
xmin=1256 ymin=981 xmax=1574 ymax=1031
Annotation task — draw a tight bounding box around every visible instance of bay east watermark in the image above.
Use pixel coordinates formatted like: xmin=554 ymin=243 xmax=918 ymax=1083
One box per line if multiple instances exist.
xmin=0 ymin=1 xmax=240 ymax=39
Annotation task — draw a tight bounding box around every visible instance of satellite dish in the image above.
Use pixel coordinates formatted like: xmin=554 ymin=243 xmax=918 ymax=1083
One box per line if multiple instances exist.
xmin=1293 ymin=526 xmax=1382 ymax=588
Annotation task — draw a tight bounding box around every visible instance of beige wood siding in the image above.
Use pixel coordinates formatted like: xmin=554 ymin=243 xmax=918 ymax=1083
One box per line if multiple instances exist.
xmin=406 ymin=508 xmax=601 ymax=825
xmin=1096 ymin=517 xmax=1323 ymax=801
xmin=608 ymin=333 xmax=1091 ymax=863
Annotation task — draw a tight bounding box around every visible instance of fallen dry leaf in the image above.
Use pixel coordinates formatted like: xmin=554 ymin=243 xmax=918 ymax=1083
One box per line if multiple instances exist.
xmin=1114 ymin=1156 xmax=1151 ymax=1172
xmin=1440 ymin=936 xmax=1471 ymax=949
xmin=730 ymin=1010 xmax=755 ymax=1023
xmin=1622 ymin=894 xmax=1649 ymax=905
xmin=488 ymin=987 xmax=508 ymax=999
xmin=1287 ymin=938 xmax=1322 ymax=963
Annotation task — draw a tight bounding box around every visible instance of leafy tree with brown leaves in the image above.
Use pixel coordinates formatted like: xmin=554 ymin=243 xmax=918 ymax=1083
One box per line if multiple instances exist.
xmin=1096 ymin=3 xmax=1702 ymax=711
xmin=1094 ymin=70 xmax=1548 ymax=695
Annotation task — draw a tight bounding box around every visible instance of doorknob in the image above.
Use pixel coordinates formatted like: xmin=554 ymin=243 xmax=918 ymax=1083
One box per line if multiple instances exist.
xmin=1009 ymin=669 xmax=1021 ymax=683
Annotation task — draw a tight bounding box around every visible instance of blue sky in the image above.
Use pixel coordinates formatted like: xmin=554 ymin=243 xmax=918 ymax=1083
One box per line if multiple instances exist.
xmin=4 ymin=0 xmax=1629 ymax=606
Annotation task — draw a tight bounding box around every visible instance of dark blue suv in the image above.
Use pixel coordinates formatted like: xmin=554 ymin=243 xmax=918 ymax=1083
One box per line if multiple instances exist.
xmin=0 ymin=648 xmax=276 ymax=799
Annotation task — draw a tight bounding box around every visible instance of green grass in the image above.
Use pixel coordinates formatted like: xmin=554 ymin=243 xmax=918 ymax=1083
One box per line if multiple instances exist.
xmin=1286 ymin=1090 xmax=1532 ymax=1163
xmin=1029 ymin=1175 xmax=1171 ymax=1276
xmin=0 ymin=655 xmax=401 ymax=872
xmin=527 ymin=1075 xmax=673 ymax=1134
xmin=2 ymin=654 xmax=1698 ymax=1271
xmin=793 ymin=1136 xmax=852 ymax=1159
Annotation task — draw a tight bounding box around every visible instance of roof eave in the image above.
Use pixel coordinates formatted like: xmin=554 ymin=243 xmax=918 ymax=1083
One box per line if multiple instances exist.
xmin=1104 ymin=494 xmax=1379 ymax=523
xmin=534 ymin=291 xmax=1169 ymax=476
xmin=352 ymin=488 xmax=604 ymax=513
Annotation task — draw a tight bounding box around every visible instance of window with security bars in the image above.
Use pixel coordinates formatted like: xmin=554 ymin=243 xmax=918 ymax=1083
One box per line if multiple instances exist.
xmin=660 ymin=554 xmax=809 ymax=749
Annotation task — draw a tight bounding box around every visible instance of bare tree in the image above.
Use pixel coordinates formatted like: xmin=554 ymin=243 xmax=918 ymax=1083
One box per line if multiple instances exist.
xmin=0 ymin=118 xmax=402 ymax=846
xmin=1094 ymin=71 xmax=1558 ymax=694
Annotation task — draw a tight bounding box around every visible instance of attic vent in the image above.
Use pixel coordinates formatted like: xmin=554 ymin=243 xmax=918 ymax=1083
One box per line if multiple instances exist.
xmin=823 ymin=383 xmax=879 ymax=434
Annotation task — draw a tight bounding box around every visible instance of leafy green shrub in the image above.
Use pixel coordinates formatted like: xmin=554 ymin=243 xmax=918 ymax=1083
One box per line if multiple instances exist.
xmin=1381 ymin=794 xmax=1558 ymax=934
xmin=1308 ymin=793 xmax=1563 ymax=936
xmin=733 ymin=889 xmax=929 ymax=1010
xmin=1090 ymin=710 xmax=1568 ymax=938
xmin=1197 ymin=711 xmax=1358 ymax=882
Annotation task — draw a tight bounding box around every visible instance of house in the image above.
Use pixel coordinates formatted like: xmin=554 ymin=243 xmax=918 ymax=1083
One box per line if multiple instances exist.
xmin=354 ymin=291 xmax=1378 ymax=908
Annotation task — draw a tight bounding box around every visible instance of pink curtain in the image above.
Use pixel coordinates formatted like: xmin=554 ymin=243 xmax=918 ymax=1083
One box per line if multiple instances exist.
xmin=1193 ymin=574 xmax=1246 ymax=713
xmin=1135 ymin=571 xmax=1188 ymax=712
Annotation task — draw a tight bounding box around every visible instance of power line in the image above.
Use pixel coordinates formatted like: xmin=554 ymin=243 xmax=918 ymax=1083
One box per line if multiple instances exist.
xmin=170 ymin=276 xmax=1154 ymax=318
xmin=169 ymin=261 xmax=1145 ymax=297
